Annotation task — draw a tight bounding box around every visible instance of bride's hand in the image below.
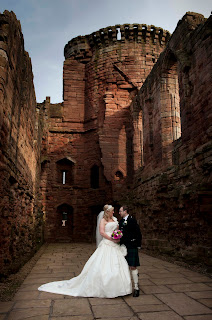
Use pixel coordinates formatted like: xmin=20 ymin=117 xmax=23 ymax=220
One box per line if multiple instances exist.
xmin=112 ymin=239 xmax=120 ymax=243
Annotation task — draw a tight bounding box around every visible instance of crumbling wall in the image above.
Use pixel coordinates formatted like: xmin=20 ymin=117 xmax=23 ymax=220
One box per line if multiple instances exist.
xmin=64 ymin=24 xmax=170 ymax=183
xmin=1 ymin=9 xmax=210 ymax=272
xmin=39 ymin=97 xmax=112 ymax=242
xmin=128 ymin=13 xmax=212 ymax=268
xmin=0 ymin=11 xmax=44 ymax=277
xmin=41 ymin=23 xmax=170 ymax=241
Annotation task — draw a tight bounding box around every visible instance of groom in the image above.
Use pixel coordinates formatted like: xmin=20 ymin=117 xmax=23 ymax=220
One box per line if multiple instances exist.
xmin=119 ymin=205 xmax=142 ymax=297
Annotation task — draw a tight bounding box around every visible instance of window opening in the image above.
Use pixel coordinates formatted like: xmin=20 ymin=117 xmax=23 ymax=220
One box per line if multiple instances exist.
xmin=56 ymin=158 xmax=74 ymax=185
xmin=115 ymin=170 xmax=123 ymax=181
xmin=62 ymin=211 xmax=68 ymax=226
xmin=116 ymin=27 xmax=121 ymax=40
xmin=62 ymin=171 xmax=66 ymax=185
xmin=90 ymin=165 xmax=99 ymax=189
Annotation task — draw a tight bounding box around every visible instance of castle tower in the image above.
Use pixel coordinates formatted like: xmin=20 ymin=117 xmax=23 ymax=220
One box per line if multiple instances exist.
xmin=41 ymin=24 xmax=170 ymax=242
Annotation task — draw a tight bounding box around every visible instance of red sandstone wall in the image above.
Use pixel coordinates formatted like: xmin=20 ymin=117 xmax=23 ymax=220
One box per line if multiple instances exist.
xmin=41 ymin=24 xmax=170 ymax=241
xmin=128 ymin=13 xmax=212 ymax=267
xmin=1 ymin=8 xmax=210 ymax=276
xmin=0 ymin=11 xmax=44 ymax=277
xmin=39 ymin=98 xmax=112 ymax=242
xmin=1 ymin=9 xmax=210 ymax=271
xmin=64 ymin=24 xmax=169 ymax=185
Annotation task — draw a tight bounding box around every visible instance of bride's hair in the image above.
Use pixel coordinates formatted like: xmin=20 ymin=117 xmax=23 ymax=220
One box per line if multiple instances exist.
xmin=103 ymin=204 xmax=114 ymax=221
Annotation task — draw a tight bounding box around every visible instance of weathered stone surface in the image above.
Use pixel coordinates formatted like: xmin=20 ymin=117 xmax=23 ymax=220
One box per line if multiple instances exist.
xmin=167 ymin=283 xmax=212 ymax=293
xmin=0 ymin=301 xmax=14 ymax=312
xmin=13 ymin=299 xmax=51 ymax=309
xmin=92 ymin=303 xmax=133 ymax=318
xmin=40 ymin=22 xmax=169 ymax=243
xmin=184 ymin=316 xmax=212 ymax=320
xmin=126 ymin=12 xmax=212 ymax=268
xmin=52 ymin=299 xmax=92 ymax=316
xmin=0 ymin=11 xmax=44 ymax=277
xmin=7 ymin=308 xmax=50 ymax=320
xmin=4 ymin=243 xmax=212 ymax=319
xmin=137 ymin=311 xmax=183 ymax=320
xmin=0 ymin=9 xmax=211 ymax=277
xmin=131 ymin=304 xmax=170 ymax=313
xmin=156 ymin=293 xmax=212 ymax=315
xmin=51 ymin=317 xmax=93 ymax=320
xmin=141 ymin=285 xmax=173 ymax=294
xmin=40 ymin=12 xmax=211 ymax=268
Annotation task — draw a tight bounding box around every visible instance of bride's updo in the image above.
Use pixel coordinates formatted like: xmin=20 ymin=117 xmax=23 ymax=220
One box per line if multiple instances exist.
xmin=103 ymin=204 xmax=114 ymax=221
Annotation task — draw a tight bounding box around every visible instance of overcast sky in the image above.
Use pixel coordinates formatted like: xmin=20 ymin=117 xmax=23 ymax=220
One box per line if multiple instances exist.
xmin=0 ymin=0 xmax=211 ymax=103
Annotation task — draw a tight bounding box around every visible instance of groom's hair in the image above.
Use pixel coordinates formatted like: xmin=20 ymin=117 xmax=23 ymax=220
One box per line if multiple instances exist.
xmin=122 ymin=205 xmax=128 ymax=212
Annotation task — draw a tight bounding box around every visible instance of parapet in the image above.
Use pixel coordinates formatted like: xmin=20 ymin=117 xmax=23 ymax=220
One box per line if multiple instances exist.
xmin=64 ymin=23 xmax=171 ymax=60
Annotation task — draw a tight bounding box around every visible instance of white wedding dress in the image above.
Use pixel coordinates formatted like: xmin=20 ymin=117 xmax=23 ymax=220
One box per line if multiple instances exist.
xmin=38 ymin=218 xmax=132 ymax=298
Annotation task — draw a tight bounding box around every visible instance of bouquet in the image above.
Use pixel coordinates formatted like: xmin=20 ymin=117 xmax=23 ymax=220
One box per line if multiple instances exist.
xmin=111 ymin=230 xmax=123 ymax=240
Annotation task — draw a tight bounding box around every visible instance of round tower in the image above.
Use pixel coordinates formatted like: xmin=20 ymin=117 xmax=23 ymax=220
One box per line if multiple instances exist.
xmin=63 ymin=24 xmax=170 ymax=183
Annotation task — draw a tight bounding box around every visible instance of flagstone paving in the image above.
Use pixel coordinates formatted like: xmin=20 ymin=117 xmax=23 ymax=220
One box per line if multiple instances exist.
xmin=0 ymin=243 xmax=211 ymax=320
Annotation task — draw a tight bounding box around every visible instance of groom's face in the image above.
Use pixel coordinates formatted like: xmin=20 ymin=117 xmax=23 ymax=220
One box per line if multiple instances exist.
xmin=119 ymin=207 xmax=127 ymax=218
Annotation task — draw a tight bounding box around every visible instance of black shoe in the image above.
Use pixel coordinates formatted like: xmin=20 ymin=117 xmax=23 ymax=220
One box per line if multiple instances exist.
xmin=133 ymin=289 xmax=140 ymax=297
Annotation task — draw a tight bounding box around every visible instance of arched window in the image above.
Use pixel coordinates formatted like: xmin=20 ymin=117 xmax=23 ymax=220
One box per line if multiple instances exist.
xmin=90 ymin=165 xmax=99 ymax=189
xmin=114 ymin=170 xmax=124 ymax=181
xmin=56 ymin=158 xmax=74 ymax=185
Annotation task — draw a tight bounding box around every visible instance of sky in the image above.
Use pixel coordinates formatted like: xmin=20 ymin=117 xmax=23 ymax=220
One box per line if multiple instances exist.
xmin=0 ymin=0 xmax=211 ymax=103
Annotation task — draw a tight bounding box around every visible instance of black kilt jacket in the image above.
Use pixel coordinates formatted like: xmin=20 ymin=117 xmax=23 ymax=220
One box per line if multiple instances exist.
xmin=119 ymin=216 xmax=142 ymax=249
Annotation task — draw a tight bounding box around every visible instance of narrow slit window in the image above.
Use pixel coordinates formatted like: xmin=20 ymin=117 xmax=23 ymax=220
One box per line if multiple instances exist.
xmin=116 ymin=27 xmax=121 ymax=40
xmin=62 ymin=171 xmax=66 ymax=184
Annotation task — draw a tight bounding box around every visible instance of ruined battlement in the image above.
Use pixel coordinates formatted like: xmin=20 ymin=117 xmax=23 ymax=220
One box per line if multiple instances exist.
xmin=176 ymin=11 xmax=206 ymax=30
xmin=64 ymin=23 xmax=171 ymax=59
xmin=0 ymin=10 xmax=23 ymax=42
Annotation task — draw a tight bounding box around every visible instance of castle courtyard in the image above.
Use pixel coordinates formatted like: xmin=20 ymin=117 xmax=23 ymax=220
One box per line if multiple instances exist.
xmin=0 ymin=243 xmax=211 ymax=320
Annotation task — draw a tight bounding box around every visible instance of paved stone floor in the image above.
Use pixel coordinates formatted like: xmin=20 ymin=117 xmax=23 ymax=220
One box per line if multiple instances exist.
xmin=0 ymin=243 xmax=212 ymax=320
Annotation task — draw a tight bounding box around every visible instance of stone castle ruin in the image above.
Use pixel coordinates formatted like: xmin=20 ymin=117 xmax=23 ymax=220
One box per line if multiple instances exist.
xmin=0 ymin=10 xmax=211 ymax=277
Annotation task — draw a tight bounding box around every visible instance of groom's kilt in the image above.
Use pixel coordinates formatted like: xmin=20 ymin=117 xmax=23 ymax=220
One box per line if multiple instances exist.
xmin=125 ymin=248 xmax=140 ymax=267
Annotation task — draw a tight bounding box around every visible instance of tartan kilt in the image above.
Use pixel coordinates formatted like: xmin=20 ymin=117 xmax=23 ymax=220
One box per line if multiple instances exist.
xmin=125 ymin=248 xmax=140 ymax=267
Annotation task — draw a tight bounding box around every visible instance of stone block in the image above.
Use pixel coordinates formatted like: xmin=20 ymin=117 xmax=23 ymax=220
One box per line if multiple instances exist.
xmin=52 ymin=299 xmax=92 ymax=316
xmin=137 ymin=311 xmax=183 ymax=320
xmin=156 ymin=293 xmax=212 ymax=316
xmin=92 ymin=303 xmax=133 ymax=318
xmin=7 ymin=308 xmax=50 ymax=320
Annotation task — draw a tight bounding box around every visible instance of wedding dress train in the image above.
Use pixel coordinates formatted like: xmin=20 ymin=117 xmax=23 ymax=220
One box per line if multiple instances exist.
xmin=38 ymin=220 xmax=132 ymax=298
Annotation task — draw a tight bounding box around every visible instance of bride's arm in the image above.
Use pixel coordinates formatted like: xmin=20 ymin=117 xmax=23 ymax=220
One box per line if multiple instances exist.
xmin=99 ymin=218 xmax=113 ymax=241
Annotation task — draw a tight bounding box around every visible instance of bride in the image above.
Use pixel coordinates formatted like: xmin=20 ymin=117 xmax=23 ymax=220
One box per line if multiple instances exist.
xmin=38 ymin=204 xmax=132 ymax=298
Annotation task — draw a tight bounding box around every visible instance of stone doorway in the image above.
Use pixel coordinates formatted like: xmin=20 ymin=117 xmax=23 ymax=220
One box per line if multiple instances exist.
xmin=56 ymin=204 xmax=73 ymax=242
